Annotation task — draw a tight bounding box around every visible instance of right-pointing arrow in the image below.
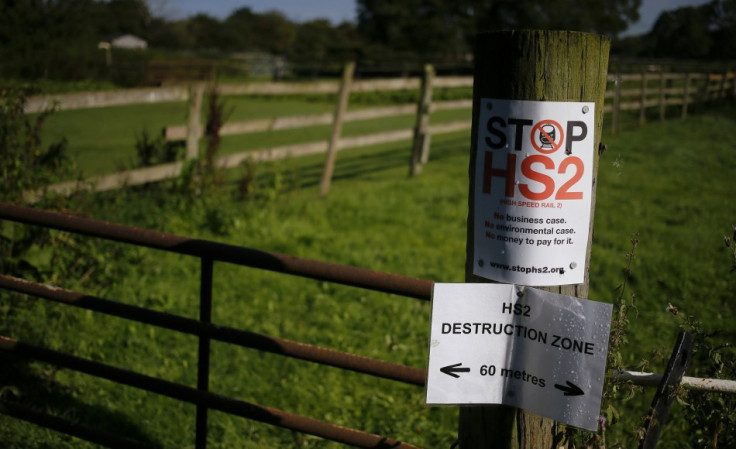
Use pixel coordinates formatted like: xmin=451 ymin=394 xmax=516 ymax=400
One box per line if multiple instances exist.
xmin=554 ymin=381 xmax=584 ymax=396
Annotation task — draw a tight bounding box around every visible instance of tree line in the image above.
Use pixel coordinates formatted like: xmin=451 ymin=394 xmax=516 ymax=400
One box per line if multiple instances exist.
xmin=1 ymin=0 xmax=735 ymax=85
xmin=617 ymin=0 xmax=736 ymax=60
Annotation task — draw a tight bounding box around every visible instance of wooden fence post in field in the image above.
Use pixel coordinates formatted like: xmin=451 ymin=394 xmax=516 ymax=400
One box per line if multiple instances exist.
xmin=319 ymin=61 xmax=355 ymax=197
xmin=186 ymin=83 xmax=205 ymax=159
xmin=461 ymin=30 xmax=609 ymax=449
xmin=639 ymin=71 xmax=647 ymax=126
xmin=659 ymin=71 xmax=666 ymax=122
xmin=410 ymin=64 xmax=435 ymax=176
xmin=721 ymin=71 xmax=731 ymax=102
xmin=612 ymin=74 xmax=621 ymax=135
xmin=682 ymin=73 xmax=691 ymax=119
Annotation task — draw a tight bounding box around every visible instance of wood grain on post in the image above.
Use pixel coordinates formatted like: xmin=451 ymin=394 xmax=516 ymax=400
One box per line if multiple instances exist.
xmin=186 ymin=83 xmax=205 ymax=160
xmin=410 ymin=64 xmax=435 ymax=176
xmin=659 ymin=71 xmax=666 ymax=121
xmin=612 ymin=74 xmax=621 ymax=135
xmin=639 ymin=71 xmax=647 ymax=126
xmin=462 ymin=30 xmax=609 ymax=449
xmin=682 ymin=73 xmax=691 ymax=119
xmin=319 ymin=61 xmax=355 ymax=197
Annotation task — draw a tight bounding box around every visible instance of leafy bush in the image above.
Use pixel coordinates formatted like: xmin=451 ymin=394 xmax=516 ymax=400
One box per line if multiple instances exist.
xmin=134 ymin=129 xmax=183 ymax=167
xmin=0 ymin=88 xmax=135 ymax=443
xmin=0 ymin=87 xmax=70 ymax=203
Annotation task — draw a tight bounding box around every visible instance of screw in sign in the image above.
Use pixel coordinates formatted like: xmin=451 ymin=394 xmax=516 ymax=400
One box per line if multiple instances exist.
xmin=531 ymin=120 xmax=564 ymax=154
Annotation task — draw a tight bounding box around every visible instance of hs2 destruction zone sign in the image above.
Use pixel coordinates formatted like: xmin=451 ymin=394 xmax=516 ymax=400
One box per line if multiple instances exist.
xmin=474 ymin=98 xmax=595 ymax=286
xmin=426 ymin=284 xmax=612 ymax=431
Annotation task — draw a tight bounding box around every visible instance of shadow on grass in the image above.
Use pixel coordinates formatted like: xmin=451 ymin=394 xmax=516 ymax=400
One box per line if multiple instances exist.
xmin=0 ymin=354 xmax=162 ymax=447
xmin=287 ymin=134 xmax=469 ymax=191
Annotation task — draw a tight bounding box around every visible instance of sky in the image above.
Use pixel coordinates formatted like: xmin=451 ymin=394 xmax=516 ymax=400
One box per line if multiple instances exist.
xmin=165 ymin=0 xmax=713 ymax=36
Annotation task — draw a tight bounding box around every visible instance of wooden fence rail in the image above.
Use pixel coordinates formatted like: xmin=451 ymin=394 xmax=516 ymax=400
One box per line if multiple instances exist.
xmin=22 ymin=77 xmax=473 ymax=113
xmin=24 ymin=67 xmax=735 ymax=201
xmin=604 ymin=71 xmax=736 ymax=133
xmin=163 ymin=100 xmax=471 ymax=141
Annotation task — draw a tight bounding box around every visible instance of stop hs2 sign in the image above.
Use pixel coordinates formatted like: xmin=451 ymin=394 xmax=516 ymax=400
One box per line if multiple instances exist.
xmin=473 ymin=98 xmax=595 ymax=286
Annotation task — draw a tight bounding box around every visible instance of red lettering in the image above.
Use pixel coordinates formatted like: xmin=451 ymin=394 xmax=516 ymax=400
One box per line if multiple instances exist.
xmin=519 ymin=155 xmax=555 ymax=200
xmin=483 ymin=151 xmax=516 ymax=197
xmin=555 ymin=157 xmax=584 ymax=200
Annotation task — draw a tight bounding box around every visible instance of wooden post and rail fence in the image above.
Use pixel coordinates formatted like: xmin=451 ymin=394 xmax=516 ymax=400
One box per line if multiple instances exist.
xmin=21 ymin=58 xmax=736 ymax=202
xmin=604 ymin=70 xmax=736 ymax=134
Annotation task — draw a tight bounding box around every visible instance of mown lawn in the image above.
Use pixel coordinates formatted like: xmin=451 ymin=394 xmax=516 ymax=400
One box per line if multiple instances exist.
xmin=3 ymin=102 xmax=735 ymax=447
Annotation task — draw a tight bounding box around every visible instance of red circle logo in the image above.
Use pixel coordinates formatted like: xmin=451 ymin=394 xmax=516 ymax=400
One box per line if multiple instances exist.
xmin=530 ymin=120 xmax=564 ymax=154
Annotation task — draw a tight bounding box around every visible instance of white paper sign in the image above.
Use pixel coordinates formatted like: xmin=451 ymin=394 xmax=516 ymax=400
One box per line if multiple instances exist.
xmin=473 ymin=98 xmax=595 ymax=286
xmin=426 ymin=283 xmax=612 ymax=431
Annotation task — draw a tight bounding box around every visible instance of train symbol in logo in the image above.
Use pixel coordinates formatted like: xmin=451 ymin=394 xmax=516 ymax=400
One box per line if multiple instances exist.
xmin=538 ymin=124 xmax=556 ymax=149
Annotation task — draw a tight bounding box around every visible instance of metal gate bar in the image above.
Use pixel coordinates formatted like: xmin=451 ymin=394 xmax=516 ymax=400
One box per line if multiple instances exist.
xmin=196 ymin=258 xmax=214 ymax=448
xmin=0 ymin=400 xmax=155 ymax=449
xmin=0 ymin=274 xmax=426 ymax=386
xmin=0 ymin=335 xmax=421 ymax=449
xmin=0 ymin=203 xmax=433 ymax=300
xmin=0 ymin=202 xmax=431 ymax=447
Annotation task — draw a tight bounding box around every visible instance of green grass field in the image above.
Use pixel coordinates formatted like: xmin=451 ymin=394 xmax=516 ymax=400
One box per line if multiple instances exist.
xmin=37 ymin=90 xmax=470 ymax=178
xmin=3 ymin=95 xmax=736 ymax=448
xmin=39 ymin=96 xmax=339 ymax=176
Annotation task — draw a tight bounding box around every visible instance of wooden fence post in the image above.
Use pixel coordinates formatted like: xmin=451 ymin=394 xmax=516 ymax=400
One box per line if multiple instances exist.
xmin=319 ymin=61 xmax=355 ymax=197
xmin=719 ymin=71 xmax=728 ymax=103
xmin=612 ymin=74 xmax=621 ymax=135
xmin=186 ymin=83 xmax=205 ymax=160
xmin=461 ymin=30 xmax=609 ymax=449
xmin=682 ymin=73 xmax=691 ymax=119
xmin=410 ymin=64 xmax=435 ymax=176
xmin=639 ymin=71 xmax=647 ymax=126
xmin=701 ymin=74 xmax=710 ymax=104
xmin=659 ymin=71 xmax=666 ymax=122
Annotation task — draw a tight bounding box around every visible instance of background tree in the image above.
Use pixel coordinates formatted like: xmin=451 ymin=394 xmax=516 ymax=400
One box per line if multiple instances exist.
xmin=147 ymin=17 xmax=186 ymax=49
xmin=185 ymin=13 xmax=234 ymax=51
xmin=616 ymin=0 xmax=736 ymax=59
xmin=356 ymin=0 xmax=641 ymax=62
xmin=0 ymin=0 xmax=157 ymax=81
xmin=357 ymin=0 xmax=468 ymax=60
xmin=97 ymin=0 xmax=151 ymax=38
xmin=645 ymin=5 xmax=713 ymax=58
xmin=708 ymin=0 xmax=736 ymax=58
xmin=252 ymin=11 xmax=297 ymax=55
xmin=10 ymin=0 xmax=736 ymax=85
xmin=290 ymin=19 xmax=335 ymax=62
xmin=223 ymin=7 xmax=258 ymax=52
xmin=0 ymin=0 xmax=102 ymax=80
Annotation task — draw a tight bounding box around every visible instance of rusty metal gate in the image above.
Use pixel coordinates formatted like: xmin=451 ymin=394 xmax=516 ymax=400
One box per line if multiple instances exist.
xmin=0 ymin=202 xmax=433 ymax=448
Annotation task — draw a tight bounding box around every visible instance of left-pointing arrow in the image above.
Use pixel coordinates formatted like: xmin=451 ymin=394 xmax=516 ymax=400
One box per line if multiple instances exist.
xmin=440 ymin=363 xmax=471 ymax=378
